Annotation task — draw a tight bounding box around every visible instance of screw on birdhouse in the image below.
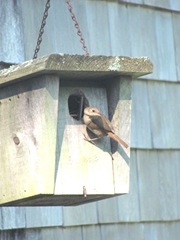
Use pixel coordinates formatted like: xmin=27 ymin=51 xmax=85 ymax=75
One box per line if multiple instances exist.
xmin=13 ymin=136 xmax=20 ymax=145
xmin=83 ymin=186 xmax=87 ymax=197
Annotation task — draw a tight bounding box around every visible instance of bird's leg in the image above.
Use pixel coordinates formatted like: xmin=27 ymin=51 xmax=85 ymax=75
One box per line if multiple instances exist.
xmin=83 ymin=133 xmax=95 ymax=145
xmin=109 ymin=151 xmax=114 ymax=160
xmin=83 ymin=133 xmax=102 ymax=145
xmin=83 ymin=127 xmax=102 ymax=145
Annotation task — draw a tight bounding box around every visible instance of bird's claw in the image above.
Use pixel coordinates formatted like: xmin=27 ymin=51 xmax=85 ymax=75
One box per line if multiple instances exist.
xmin=83 ymin=133 xmax=96 ymax=145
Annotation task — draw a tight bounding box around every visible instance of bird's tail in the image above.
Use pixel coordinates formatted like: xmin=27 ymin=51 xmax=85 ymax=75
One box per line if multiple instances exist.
xmin=108 ymin=132 xmax=128 ymax=148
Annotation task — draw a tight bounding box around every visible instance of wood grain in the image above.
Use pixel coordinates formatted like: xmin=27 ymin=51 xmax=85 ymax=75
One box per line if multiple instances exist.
xmin=54 ymin=86 xmax=114 ymax=195
xmin=0 ymin=54 xmax=153 ymax=87
xmin=0 ymin=75 xmax=59 ymax=204
xmin=106 ymin=77 xmax=131 ymax=194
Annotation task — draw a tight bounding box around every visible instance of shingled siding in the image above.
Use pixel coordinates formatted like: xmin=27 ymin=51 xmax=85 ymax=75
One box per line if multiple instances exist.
xmin=0 ymin=0 xmax=180 ymax=239
xmin=1 ymin=222 xmax=180 ymax=240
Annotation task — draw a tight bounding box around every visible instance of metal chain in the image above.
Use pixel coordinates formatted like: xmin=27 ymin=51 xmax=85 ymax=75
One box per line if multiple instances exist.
xmin=65 ymin=0 xmax=89 ymax=56
xmin=33 ymin=0 xmax=51 ymax=59
xmin=33 ymin=0 xmax=89 ymax=59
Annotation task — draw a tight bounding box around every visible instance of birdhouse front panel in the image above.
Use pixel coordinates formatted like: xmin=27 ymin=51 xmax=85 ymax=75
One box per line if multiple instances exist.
xmin=54 ymin=85 xmax=114 ymax=196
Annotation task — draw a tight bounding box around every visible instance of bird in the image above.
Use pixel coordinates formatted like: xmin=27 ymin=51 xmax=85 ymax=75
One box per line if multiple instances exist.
xmin=83 ymin=107 xmax=128 ymax=148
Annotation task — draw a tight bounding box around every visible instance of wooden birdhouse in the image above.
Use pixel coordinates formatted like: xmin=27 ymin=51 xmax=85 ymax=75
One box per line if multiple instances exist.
xmin=0 ymin=54 xmax=152 ymax=206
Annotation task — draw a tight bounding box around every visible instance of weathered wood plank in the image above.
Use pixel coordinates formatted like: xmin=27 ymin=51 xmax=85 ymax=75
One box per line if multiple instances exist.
xmin=0 ymin=75 xmax=59 ymax=204
xmin=101 ymin=223 xmax=144 ymax=240
xmin=0 ymin=207 xmax=25 ymax=230
xmin=154 ymin=11 xmax=177 ymax=81
xmin=0 ymin=0 xmax=24 ymax=63
xmin=62 ymin=226 xmax=83 ymax=240
xmin=25 ymin=227 xmax=82 ymax=240
xmin=120 ymin=0 xmax=143 ymax=4
xmin=54 ymin=86 xmax=114 ymax=196
xmin=107 ymin=3 xmax=131 ymax=56
xmin=25 ymin=207 xmax=63 ymax=228
xmin=0 ymin=230 xmax=26 ymax=240
xmin=128 ymin=6 xmax=177 ymax=82
xmin=172 ymin=13 xmax=180 ymax=81
xmin=158 ymin=151 xmax=178 ymax=220
xmin=147 ymin=81 xmax=180 ymax=149
xmin=169 ymin=0 xmax=180 ymax=12
xmin=131 ymin=79 xmax=180 ymax=149
xmin=123 ymin=223 xmax=144 ymax=240
xmin=1 ymin=221 xmax=180 ymax=240
xmin=137 ymin=150 xmax=180 ymax=221
xmin=143 ymin=0 xmax=170 ymax=9
xmin=107 ymin=77 xmax=131 ymax=193
xmin=82 ymin=225 xmax=101 ymax=240
xmin=24 ymin=229 xmax=41 ymax=240
xmin=101 ymin=223 xmax=122 ymax=240
xmin=143 ymin=222 xmax=180 ymax=240
xmin=137 ymin=150 xmax=161 ymax=221
xmin=139 ymin=0 xmax=180 ymax=12
xmin=86 ymin=0 xmax=111 ymax=54
xmin=0 ymin=54 xmax=153 ymax=87
xmin=40 ymin=227 xmax=64 ymax=239
xmin=174 ymin=151 xmax=180 ymax=219
xmin=128 ymin=7 xmax=157 ymax=80
xmin=131 ymin=80 xmax=152 ymax=148
xmin=97 ymin=198 xmax=119 ymax=223
xmin=122 ymin=0 xmax=180 ymax=12
xmin=63 ymin=202 xmax=98 ymax=226
xmin=117 ymin=150 xmax=141 ymax=222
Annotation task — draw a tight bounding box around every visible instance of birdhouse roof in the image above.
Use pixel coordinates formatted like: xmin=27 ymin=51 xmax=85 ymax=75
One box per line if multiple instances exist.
xmin=0 ymin=54 xmax=153 ymax=87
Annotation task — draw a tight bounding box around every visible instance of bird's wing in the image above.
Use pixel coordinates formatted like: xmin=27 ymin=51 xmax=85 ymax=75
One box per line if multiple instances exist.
xmin=90 ymin=114 xmax=113 ymax=133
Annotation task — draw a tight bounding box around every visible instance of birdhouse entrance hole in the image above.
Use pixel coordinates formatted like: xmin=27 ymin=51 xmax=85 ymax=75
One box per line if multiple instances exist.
xmin=68 ymin=89 xmax=89 ymax=121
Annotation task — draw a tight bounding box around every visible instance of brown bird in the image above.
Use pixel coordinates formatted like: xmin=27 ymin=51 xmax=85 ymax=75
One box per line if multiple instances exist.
xmin=83 ymin=107 xmax=128 ymax=148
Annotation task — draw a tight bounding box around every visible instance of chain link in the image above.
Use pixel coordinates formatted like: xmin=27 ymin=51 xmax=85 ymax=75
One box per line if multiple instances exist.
xmin=65 ymin=0 xmax=89 ymax=56
xmin=33 ymin=0 xmax=89 ymax=59
xmin=33 ymin=0 xmax=51 ymax=59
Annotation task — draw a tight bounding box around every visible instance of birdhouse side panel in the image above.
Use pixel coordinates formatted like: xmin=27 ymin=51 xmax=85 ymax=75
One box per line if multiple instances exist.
xmin=0 ymin=75 xmax=59 ymax=204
